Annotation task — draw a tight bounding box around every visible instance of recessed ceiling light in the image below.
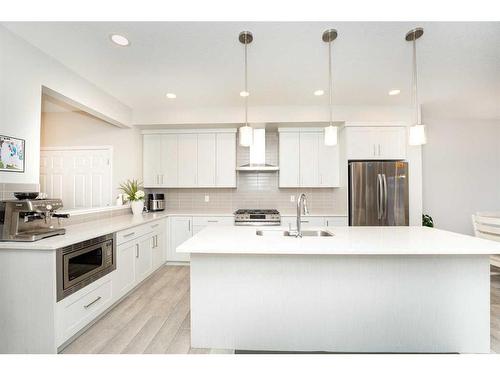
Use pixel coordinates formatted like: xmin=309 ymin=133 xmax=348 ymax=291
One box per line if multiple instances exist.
xmin=314 ymin=90 xmax=324 ymax=96
xmin=110 ymin=34 xmax=130 ymax=47
xmin=166 ymin=93 xmax=177 ymax=99
xmin=388 ymin=89 xmax=401 ymax=96
xmin=240 ymin=91 xmax=250 ymax=97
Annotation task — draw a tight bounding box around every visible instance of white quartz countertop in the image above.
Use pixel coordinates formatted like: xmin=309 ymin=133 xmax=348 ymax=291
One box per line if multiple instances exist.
xmin=177 ymin=225 xmax=500 ymax=255
xmin=0 ymin=212 xmax=169 ymax=250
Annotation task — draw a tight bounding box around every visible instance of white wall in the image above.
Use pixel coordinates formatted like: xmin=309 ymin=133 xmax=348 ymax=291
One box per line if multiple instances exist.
xmin=422 ymin=117 xmax=500 ymax=235
xmin=0 ymin=26 xmax=132 ymax=185
xmin=41 ymin=111 xmax=142 ymax=197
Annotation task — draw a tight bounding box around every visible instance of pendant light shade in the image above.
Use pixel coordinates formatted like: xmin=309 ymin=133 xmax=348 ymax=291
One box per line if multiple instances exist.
xmin=322 ymin=29 xmax=338 ymax=146
xmin=239 ymin=125 xmax=253 ymax=147
xmin=409 ymin=124 xmax=426 ymax=146
xmin=324 ymin=125 xmax=338 ymax=146
xmin=406 ymin=27 xmax=427 ymax=146
xmin=239 ymin=31 xmax=253 ymax=147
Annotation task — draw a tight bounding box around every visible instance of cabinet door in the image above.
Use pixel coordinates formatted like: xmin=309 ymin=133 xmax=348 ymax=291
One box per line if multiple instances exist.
xmin=169 ymin=217 xmax=192 ymax=262
xmin=178 ymin=134 xmax=198 ymax=187
xmin=112 ymin=242 xmax=136 ymax=299
xmin=160 ymin=134 xmax=178 ymax=187
xmin=299 ymin=132 xmax=319 ymax=187
xmin=216 ymin=133 xmax=236 ymax=187
xmin=345 ymin=127 xmax=376 ymax=160
xmin=135 ymin=236 xmax=153 ymax=283
xmin=197 ymin=133 xmax=216 ymax=187
xmin=279 ymin=132 xmax=300 ymax=187
xmin=377 ymin=127 xmax=407 ymax=160
xmin=143 ymin=135 xmax=161 ymax=187
xmin=152 ymin=230 xmax=165 ymax=271
xmin=317 ymin=133 xmax=340 ymax=187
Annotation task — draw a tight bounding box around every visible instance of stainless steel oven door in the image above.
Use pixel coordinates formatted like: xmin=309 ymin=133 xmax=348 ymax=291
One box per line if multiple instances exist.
xmin=62 ymin=241 xmax=109 ymax=290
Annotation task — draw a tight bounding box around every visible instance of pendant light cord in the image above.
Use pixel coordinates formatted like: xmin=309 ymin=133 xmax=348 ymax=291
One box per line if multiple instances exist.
xmin=328 ymin=39 xmax=333 ymax=126
xmin=244 ymin=40 xmax=248 ymax=127
xmin=412 ymin=37 xmax=419 ymax=125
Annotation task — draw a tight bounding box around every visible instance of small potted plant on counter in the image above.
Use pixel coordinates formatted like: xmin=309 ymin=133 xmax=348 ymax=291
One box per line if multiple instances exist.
xmin=119 ymin=179 xmax=145 ymax=215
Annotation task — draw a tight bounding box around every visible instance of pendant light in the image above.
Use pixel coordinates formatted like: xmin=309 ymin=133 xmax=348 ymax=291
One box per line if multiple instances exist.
xmin=322 ymin=29 xmax=338 ymax=146
xmin=406 ymin=27 xmax=427 ymax=145
xmin=238 ymin=31 xmax=253 ymax=147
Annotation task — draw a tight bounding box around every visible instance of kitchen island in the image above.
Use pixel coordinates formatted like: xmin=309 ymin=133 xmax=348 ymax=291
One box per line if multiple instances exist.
xmin=177 ymin=225 xmax=500 ymax=353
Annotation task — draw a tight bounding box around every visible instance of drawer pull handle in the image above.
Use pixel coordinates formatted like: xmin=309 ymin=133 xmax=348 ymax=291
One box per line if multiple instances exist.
xmin=123 ymin=232 xmax=135 ymax=238
xmin=151 ymin=224 xmax=159 ymax=228
xmin=84 ymin=296 xmax=102 ymax=309
xmin=301 ymin=220 xmax=309 ymax=223
xmin=207 ymin=220 xmax=218 ymax=223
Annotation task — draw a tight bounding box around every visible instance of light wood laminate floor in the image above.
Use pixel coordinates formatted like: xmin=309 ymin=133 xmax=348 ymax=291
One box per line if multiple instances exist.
xmin=62 ymin=265 xmax=500 ymax=354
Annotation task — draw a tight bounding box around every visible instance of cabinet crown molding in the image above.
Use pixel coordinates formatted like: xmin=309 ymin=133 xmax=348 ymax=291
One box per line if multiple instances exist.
xmin=141 ymin=128 xmax=237 ymax=135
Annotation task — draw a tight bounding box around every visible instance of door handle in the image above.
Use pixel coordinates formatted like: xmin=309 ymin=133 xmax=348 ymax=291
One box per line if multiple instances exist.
xmin=161 ymin=175 xmax=164 ymax=185
xmin=382 ymin=174 xmax=388 ymax=219
xmin=378 ymin=144 xmax=381 ymax=156
xmin=136 ymin=243 xmax=139 ymax=258
xmin=84 ymin=296 xmax=102 ymax=309
xmin=188 ymin=220 xmax=191 ymax=232
xmin=377 ymin=174 xmax=383 ymax=220
xmin=373 ymin=145 xmax=376 ymax=156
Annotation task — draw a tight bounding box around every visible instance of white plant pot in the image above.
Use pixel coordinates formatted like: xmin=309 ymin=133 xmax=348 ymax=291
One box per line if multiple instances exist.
xmin=131 ymin=200 xmax=144 ymax=215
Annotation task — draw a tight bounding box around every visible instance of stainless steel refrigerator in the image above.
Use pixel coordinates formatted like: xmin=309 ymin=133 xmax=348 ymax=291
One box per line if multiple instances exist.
xmin=349 ymin=161 xmax=409 ymax=226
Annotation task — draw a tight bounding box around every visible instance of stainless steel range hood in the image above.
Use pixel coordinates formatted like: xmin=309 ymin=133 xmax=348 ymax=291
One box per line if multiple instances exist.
xmin=236 ymin=128 xmax=279 ymax=172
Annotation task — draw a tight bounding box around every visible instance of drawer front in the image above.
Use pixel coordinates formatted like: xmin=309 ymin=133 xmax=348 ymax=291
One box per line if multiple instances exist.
xmin=325 ymin=216 xmax=348 ymax=226
xmin=58 ymin=279 xmax=112 ymax=345
xmin=116 ymin=223 xmax=154 ymax=245
xmin=192 ymin=216 xmax=233 ymax=227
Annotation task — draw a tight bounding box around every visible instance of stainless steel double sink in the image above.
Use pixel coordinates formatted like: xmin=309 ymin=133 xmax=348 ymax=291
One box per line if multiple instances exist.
xmin=256 ymin=229 xmax=334 ymax=237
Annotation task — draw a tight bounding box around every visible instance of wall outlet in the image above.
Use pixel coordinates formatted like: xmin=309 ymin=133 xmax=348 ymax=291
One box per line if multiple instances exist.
xmin=204 ymin=195 xmax=210 ymax=203
xmin=290 ymin=195 xmax=295 ymax=202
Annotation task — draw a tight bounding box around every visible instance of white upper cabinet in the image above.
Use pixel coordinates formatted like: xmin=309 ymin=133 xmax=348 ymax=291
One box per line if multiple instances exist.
xmin=279 ymin=132 xmax=300 ymax=187
xmin=345 ymin=126 xmax=407 ymax=160
xmin=197 ymin=133 xmax=216 ymax=187
xmin=279 ymin=128 xmax=340 ymax=188
xmin=178 ymin=133 xmax=198 ymax=187
xmin=143 ymin=129 xmax=236 ymax=188
xmin=216 ymin=132 xmax=236 ymax=187
xmin=160 ymin=134 xmax=178 ymax=187
xmin=143 ymin=135 xmax=162 ymax=187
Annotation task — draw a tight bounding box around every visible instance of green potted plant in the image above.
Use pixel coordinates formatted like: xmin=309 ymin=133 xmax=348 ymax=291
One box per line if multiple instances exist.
xmin=119 ymin=179 xmax=145 ymax=215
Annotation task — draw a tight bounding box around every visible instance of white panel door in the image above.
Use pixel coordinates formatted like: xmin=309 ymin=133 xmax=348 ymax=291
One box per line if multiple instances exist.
xmin=279 ymin=132 xmax=300 ymax=187
xmin=169 ymin=217 xmax=192 ymax=262
xmin=345 ymin=127 xmax=376 ymax=160
xmin=299 ymin=132 xmax=319 ymax=187
xmin=40 ymin=148 xmax=112 ymax=209
xmin=143 ymin=135 xmax=161 ymax=187
xmin=160 ymin=134 xmax=178 ymax=187
xmin=112 ymin=241 xmax=136 ymax=299
xmin=135 ymin=235 xmax=153 ymax=283
xmin=216 ymin=133 xmax=236 ymax=187
xmin=178 ymin=134 xmax=198 ymax=187
xmin=197 ymin=133 xmax=216 ymax=187
xmin=317 ymin=133 xmax=340 ymax=187
xmin=377 ymin=127 xmax=407 ymax=159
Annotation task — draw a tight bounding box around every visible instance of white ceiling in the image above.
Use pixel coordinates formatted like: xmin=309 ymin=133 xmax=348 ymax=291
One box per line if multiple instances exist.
xmin=3 ymin=22 xmax=500 ymax=120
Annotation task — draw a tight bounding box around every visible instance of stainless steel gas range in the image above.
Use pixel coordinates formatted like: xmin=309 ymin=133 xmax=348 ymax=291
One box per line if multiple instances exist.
xmin=234 ymin=209 xmax=281 ymax=226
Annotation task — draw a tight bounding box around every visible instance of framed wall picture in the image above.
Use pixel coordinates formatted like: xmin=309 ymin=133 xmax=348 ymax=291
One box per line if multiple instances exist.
xmin=0 ymin=135 xmax=25 ymax=173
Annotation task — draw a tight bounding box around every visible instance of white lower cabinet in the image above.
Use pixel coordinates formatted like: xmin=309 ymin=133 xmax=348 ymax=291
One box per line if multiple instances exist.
xmin=113 ymin=240 xmax=137 ymax=298
xmin=168 ymin=216 xmax=192 ymax=262
xmin=135 ymin=235 xmax=153 ymax=284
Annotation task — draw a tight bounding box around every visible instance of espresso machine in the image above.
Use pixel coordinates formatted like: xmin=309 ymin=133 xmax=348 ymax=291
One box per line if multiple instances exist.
xmin=147 ymin=193 xmax=165 ymax=212
xmin=0 ymin=198 xmax=69 ymax=241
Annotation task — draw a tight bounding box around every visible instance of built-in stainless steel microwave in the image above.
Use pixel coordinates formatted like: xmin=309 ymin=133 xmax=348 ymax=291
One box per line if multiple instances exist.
xmin=56 ymin=234 xmax=116 ymax=301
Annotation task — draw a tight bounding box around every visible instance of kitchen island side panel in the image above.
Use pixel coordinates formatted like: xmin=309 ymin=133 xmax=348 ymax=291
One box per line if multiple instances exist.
xmin=190 ymin=253 xmax=490 ymax=353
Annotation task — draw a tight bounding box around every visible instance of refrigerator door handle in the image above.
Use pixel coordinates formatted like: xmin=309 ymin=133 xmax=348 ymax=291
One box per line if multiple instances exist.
xmin=377 ymin=174 xmax=383 ymax=220
xmin=382 ymin=174 xmax=388 ymax=219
